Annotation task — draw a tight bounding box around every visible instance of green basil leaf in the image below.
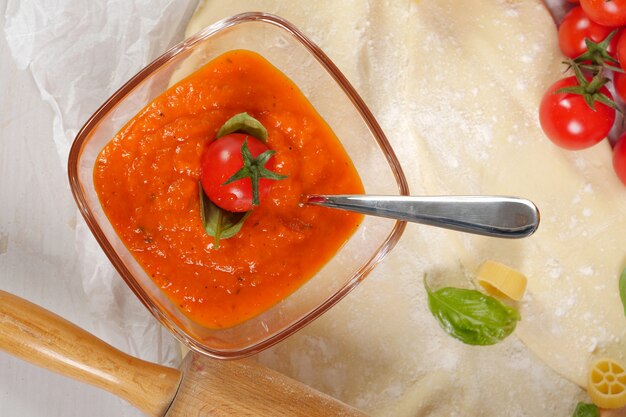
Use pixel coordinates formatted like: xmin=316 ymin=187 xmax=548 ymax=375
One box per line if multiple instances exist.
xmin=572 ymin=402 xmax=599 ymax=417
xmin=424 ymin=277 xmax=520 ymax=346
xmin=217 ymin=112 xmax=268 ymax=142
xmin=199 ymin=182 xmax=250 ymax=249
xmin=619 ymin=269 xmax=626 ymax=316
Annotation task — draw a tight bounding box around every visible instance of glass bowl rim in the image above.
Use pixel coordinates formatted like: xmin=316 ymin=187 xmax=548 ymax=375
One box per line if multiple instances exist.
xmin=67 ymin=11 xmax=409 ymax=359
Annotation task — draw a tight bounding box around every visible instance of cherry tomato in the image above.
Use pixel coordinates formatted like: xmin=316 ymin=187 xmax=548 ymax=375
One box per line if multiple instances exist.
xmin=539 ymin=76 xmax=615 ymax=150
xmin=617 ymin=30 xmax=626 ymax=70
xmin=200 ymin=133 xmax=278 ymax=212
xmin=558 ymin=7 xmax=618 ymax=59
xmin=613 ymin=71 xmax=626 ymax=101
xmin=613 ymin=134 xmax=626 ymax=185
xmin=580 ymin=0 xmax=626 ymax=27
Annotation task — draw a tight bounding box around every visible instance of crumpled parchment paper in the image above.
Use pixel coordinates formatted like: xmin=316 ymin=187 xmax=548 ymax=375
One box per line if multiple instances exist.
xmin=4 ymin=0 xmax=200 ymax=392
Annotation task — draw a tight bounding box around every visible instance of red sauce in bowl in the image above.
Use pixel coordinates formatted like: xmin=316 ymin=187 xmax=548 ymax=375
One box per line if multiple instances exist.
xmin=94 ymin=50 xmax=364 ymax=328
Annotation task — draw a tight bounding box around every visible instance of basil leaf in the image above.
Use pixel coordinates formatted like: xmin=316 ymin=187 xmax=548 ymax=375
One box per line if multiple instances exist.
xmin=572 ymin=402 xmax=599 ymax=417
xmin=199 ymin=183 xmax=250 ymax=249
xmin=424 ymin=277 xmax=520 ymax=346
xmin=217 ymin=112 xmax=268 ymax=142
xmin=619 ymin=269 xmax=626 ymax=316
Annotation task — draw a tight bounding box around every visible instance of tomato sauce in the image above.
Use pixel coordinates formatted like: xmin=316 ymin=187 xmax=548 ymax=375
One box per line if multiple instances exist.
xmin=94 ymin=50 xmax=364 ymax=328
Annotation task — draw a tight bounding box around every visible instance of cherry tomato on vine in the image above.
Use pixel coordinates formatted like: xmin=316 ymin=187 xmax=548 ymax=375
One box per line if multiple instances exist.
xmin=580 ymin=0 xmax=626 ymax=27
xmin=613 ymin=71 xmax=626 ymax=101
xmin=613 ymin=134 xmax=626 ymax=186
xmin=617 ymin=30 xmax=626 ymax=71
xmin=558 ymin=7 xmax=619 ymax=59
xmin=539 ymin=76 xmax=615 ymax=150
xmin=200 ymin=133 xmax=284 ymax=212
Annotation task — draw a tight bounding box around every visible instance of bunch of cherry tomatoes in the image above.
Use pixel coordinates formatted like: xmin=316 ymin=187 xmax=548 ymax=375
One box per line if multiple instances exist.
xmin=539 ymin=0 xmax=626 ymax=185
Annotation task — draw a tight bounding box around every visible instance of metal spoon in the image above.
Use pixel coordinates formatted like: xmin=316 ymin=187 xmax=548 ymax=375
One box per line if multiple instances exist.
xmin=307 ymin=195 xmax=540 ymax=239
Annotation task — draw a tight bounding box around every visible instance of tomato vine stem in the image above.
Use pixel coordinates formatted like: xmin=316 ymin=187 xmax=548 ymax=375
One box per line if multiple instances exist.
xmin=223 ymin=138 xmax=287 ymax=207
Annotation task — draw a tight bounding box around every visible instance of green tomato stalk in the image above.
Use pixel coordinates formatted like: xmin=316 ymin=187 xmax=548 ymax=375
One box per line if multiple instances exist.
xmin=223 ymin=139 xmax=287 ymax=207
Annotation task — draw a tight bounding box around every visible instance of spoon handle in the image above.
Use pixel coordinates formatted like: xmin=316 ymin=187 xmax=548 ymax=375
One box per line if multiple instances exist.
xmin=307 ymin=195 xmax=540 ymax=239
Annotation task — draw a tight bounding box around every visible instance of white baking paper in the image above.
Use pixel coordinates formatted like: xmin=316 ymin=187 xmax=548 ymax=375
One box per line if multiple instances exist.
xmin=4 ymin=0 xmax=199 ymax=393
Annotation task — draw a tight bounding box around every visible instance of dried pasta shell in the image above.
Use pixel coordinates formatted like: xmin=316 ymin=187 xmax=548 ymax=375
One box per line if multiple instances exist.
xmin=476 ymin=260 xmax=527 ymax=301
xmin=587 ymin=358 xmax=626 ymax=409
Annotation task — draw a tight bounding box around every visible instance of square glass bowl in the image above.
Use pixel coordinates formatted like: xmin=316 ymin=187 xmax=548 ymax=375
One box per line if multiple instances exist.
xmin=68 ymin=12 xmax=408 ymax=358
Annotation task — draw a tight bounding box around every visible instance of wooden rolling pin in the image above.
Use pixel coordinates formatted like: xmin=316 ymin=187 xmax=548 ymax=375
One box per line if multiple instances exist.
xmin=0 ymin=290 xmax=367 ymax=416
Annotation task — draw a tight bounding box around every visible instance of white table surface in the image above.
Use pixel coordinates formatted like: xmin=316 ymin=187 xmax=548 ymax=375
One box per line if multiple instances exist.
xmin=0 ymin=1 xmax=148 ymax=415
